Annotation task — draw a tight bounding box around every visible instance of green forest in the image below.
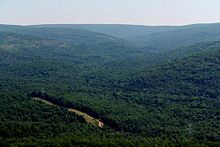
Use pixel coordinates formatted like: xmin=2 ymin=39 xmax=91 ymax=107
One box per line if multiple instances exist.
xmin=0 ymin=24 xmax=220 ymax=146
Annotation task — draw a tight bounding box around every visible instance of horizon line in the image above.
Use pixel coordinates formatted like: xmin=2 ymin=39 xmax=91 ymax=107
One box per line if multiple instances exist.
xmin=0 ymin=21 xmax=220 ymax=27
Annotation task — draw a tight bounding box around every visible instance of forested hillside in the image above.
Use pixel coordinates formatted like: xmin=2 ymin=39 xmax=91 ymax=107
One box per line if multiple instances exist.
xmin=32 ymin=23 xmax=220 ymax=51
xmin=0 ymin=24 xmax=220 ymax=146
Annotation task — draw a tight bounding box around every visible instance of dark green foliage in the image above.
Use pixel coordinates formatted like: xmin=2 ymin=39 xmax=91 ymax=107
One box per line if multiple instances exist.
xmin=125 ymin=48 xmax=220 ymax=98
xmin=0 ymin=25 xmax=220 ymax=146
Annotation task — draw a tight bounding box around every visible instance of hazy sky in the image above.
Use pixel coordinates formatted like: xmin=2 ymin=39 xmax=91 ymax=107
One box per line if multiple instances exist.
xmin=1 ymin=0 xmax=220 ymax=26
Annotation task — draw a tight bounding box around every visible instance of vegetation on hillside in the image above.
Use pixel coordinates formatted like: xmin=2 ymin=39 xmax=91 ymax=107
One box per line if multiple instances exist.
xmin=0 ymin=25 xmax=220 ymax=146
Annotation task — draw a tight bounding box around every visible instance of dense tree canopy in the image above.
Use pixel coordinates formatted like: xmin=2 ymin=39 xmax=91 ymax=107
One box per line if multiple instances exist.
xmin=0 ymin=25 xmax=220 ymax=146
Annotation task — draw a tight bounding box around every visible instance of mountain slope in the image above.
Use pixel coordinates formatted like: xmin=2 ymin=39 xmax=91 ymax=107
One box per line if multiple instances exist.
xmin=31 ymin=24 xmax=179 ymax=39
xmin=132 ymin=23 xmax=220 ymax=51
xmin=124 ymin=42 xmax=220 ymax=98
xmin=1 ymin=26 xmax=220 ymax=146
xmin=32 ymin=23 xmax=220 ymax=52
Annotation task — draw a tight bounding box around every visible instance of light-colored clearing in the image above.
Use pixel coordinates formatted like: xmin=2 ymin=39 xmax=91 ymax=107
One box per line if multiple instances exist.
xmin=68 ymin=108 xmax=99 ymax=126
xmin=32 ymin=97 xmax=103 ymax=128
xmin=32 ymin=97 xmax=56 ymax=106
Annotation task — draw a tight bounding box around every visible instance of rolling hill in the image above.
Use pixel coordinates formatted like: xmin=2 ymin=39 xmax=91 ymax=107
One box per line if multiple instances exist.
xmin=31 ymin=23 xmax=220 ymax=51
xmin=0 ymin=24 xmax=220 ymax=146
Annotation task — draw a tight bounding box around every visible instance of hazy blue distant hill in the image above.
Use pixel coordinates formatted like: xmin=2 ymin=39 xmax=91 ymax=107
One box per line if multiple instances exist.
xmin=0 ymin=26 xmax=121 ymax=46
xmin=0 ymin=24 xmax=22 ymax=31
xmin=30 ymin=23 xmax=220 ymax=52
xmin=2 ymin=23 xmax=220 ymax=52
xmin=131 ymin=23 xmax=220 ymax=51
xmin=31 ymin=24 xmax=179 ymax=39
